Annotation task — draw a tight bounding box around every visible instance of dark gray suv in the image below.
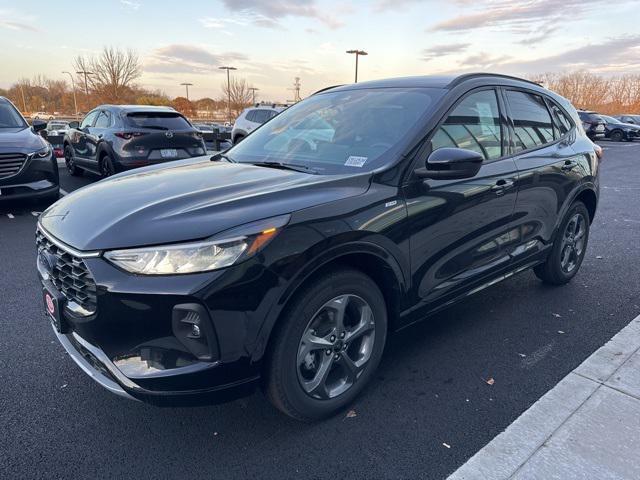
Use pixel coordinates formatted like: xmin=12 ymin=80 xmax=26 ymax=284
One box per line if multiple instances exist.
xmin=0 ymin=96 xmax=59 ymax=202
xmin=63 ymin=105 xmax=207 ymax=177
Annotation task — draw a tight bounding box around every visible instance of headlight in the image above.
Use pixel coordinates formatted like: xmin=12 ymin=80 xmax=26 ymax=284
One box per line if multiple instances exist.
xmin=104 ymin=214 xmax=290 ymax=275
xmin=31 ymin=145 xmax=51 ymax=158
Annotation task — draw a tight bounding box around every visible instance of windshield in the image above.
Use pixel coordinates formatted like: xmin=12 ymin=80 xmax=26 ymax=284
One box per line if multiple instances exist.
xmin=228 ymin=87 xmax=444 ymax=174
xmin=0 ymin=101 xmax=27 ymax=128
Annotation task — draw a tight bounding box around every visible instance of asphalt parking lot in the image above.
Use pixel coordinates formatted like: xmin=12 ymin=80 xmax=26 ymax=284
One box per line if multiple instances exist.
xmin=1 ymin=143 xmax=639 ymax=479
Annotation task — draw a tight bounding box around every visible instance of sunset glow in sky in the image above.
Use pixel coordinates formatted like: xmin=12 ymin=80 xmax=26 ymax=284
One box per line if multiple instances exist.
xmin=1 ymin=0 xmax=639 ymax=101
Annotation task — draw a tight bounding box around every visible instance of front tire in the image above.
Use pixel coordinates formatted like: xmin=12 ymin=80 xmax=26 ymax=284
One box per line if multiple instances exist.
xmin=265 ymin=268 xmax=387 ymax=421
xmin=610 ymin=130 xmax=624 ymax=142
xmin=534 ymin=201 xmax=590 ymax=285
xmin=64 ymin=145 xmax=83 ymax=176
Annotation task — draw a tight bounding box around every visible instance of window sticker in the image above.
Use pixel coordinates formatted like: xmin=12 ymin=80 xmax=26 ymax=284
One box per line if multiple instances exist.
xmin=345 ymin=155 xmax=368 ymax=167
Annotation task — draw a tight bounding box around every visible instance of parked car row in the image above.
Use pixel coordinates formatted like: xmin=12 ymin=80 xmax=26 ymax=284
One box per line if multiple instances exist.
xmin=577 ymin=109 xmax=640 ymax=142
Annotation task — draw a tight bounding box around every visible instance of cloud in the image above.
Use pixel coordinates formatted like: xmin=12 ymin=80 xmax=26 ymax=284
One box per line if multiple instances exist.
xmin=431 ymin=0 xmax=634 ymax=36
xmin=498 ymin=36 xmax=640 ymax=74
xmin=220 ymin=0 xmax=343 ymax=29
xmin=0 ymin=9 xmax=39 ymax=32
xmin=422 ymin=43 xmax=470 ymax=61
xmin=120 ymin=0 xmax=140 ymax=10
xmin=373 ymin=0 xmax=422 ymax=12
xmin=144 ymin=44 xmax=248 ymax=75
xmin=442 ymin=36 xmax=640 ymax=75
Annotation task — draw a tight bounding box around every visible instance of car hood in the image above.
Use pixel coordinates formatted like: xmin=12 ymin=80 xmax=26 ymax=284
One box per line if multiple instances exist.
xmin=0 ymin=127 xmax=47 ymax=152
xmin=40 ymin=159 xmax=371 ymax=250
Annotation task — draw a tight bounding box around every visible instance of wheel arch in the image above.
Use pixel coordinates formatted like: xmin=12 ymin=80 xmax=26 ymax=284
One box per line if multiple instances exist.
xmin=253 ymin=243 xmax=407 ymax=362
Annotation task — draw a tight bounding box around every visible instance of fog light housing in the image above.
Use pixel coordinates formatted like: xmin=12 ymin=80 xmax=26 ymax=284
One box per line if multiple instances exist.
xmin=172 ymin=303 xmax=219 ymax=361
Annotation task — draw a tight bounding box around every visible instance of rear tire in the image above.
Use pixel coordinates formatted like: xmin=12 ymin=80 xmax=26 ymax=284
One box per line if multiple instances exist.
xmin=265 ymin=268 xmax=387 ymax=421
xmin=534 ymin=201 xmax=590 ymax=285
xmin=64 ymin=145 xmax=83 ymax=176
xmin=233 ymin=134 xmax=245 ymax=144
xmin=611 ymin=130 xmax=624 ymax=142
xmin=100 ymin=155 xmax=116 ymax=178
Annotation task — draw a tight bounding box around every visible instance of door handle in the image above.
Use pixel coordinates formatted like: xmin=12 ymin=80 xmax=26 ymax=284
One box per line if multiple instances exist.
xmin=97 ymin=134 xmax=103 ymax=139
xmin=561 ymin=160 xmax=578 ymax=171
xmin=491 ymin=179 xmax=515 ymax=195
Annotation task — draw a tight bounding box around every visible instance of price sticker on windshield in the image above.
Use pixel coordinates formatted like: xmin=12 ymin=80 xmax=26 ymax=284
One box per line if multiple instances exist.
xmin=345 ymin=156 xmax=368 ymax=167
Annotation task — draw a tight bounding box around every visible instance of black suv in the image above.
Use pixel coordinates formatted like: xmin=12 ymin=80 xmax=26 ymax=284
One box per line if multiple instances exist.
xmin=37 ymin=74 xmax=600 ymax=420
xmin=0 ymin=96 xmax=59 ymax=202
xmin=63 ymin=105 xmax=206 ymax=177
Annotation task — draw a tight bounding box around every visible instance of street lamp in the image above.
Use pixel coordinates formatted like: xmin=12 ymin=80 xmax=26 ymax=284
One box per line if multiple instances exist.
xmin=248 ymin=87 xmax=259 ymax=104
xmin=219 ymin=66 xmax=237 ymax=123
xmin=346 ymin=49 xmax=368 ymax=83
xmin=62 ymin=71 xmax=78 ymax=118
xmin=180 ymin=82 xmax=193 ymax=101
xmin=17 ymin=83 xmax=27 ymax=113
xmin=75 ymin=70 xmax=94 ymax=97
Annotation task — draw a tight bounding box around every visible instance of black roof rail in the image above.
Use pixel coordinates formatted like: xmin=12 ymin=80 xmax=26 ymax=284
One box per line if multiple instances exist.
xmin=311 ymin=84 xmax=344 ymax=95
xmin=448 ymin=73 xmax=542 ymax=88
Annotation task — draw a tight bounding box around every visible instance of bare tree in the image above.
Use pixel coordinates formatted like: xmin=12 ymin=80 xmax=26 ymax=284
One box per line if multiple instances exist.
xmin=221 ymin=78 xmax=254 ymax=117
xmin=73 ymin=47 xmax=141 ymax=102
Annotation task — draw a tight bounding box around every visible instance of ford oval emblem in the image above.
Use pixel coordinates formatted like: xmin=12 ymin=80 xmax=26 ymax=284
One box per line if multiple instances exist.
xmin=165 ymin=131 xmax=174 ymax=138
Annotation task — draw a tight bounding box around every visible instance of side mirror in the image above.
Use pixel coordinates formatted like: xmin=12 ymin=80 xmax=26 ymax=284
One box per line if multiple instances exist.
xmin=415 ymin=148 xmax=483 ymax=180
xmin=69 ymin=121 xmax=80 ymax=129
xmin=32 ymin=119 xmax=47 ymax=132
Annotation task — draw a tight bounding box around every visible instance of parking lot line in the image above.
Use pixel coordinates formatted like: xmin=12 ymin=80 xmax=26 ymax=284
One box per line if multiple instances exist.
xmin=7 ymin=213 xmax=14 ymax=219
xmin=60 ymin=188 xmax=69 ymax=196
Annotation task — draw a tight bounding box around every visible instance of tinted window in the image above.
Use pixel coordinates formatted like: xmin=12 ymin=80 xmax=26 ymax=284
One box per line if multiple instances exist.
xmin=229 ymin=87 xmax=445 ymax=175
xmin=547 ymin=101 xmax=573 ymax=137
xmin=431 ymin=89 xmax=502 ymax=160
xmin=506 ymin=91 xmax=554 ymax=152
xmin=94 ymin=111 xmax=110 ymax=128
xmin=245 ymin=110 xmax=257 ymax=122
xmin=0 ymin=101 xmax=27 ymax=128
xmin=125 ymin=112 xmax=191 ymax=130
xmin=252 ymin=110 xmax=273 ymax=124
xmin=80 ymin=111 xmax=99 ymax=129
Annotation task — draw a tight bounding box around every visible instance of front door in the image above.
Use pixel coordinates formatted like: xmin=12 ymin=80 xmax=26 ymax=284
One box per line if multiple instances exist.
xmin=403 ymin=88 xmax=518 ymax=310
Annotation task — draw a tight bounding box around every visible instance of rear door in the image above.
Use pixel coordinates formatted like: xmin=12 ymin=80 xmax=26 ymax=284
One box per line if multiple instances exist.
xmin=503 ymin=88 xmax=582 ymax=265
xmin=124 ymin=111 xmax=203 ymax=162
xmin=85 ymin=110 xmax=111 ymax=166
xmin=404 ymin=88 xmax=519 ymax=307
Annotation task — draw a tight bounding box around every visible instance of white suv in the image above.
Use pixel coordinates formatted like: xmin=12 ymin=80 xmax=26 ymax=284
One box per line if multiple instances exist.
xmin=231 ymin=105 xmax=286 ymax=144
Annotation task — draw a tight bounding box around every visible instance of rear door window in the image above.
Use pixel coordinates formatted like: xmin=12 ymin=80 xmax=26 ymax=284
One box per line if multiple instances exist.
xmin=431 ymin=89 xmax=503 ymax=160
xmin=252 ymin=110 xmax=273 ymax=124
xmin=506 ymin=90 xmax=555 ymax=152
xmin=546 ymin=101 xmax=573 ymax=137
xmin=126 ymin=112 xmax=191 ymax=130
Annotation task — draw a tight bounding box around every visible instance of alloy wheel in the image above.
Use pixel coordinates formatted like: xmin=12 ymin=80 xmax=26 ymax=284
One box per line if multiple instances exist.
xmin=297 ymin=294 xmax=376 ymax=400
xmin=560 ymin=213 xmax=587 ymax=273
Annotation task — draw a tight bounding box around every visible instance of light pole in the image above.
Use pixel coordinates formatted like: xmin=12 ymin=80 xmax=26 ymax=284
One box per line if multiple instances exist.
xmin=218 ymin=66 xmax=237 ymax=123
xmin=62 ymin=71 xmax=78 ymax=117
xmin=180 ymin=82 xmax=193 ymax=101
xmin=346 ymin=49 xmax=368 ymax=83
xmin=248 ymin=87 xmax=259 ymax=104
xmin=76 ymin=70 xmax=93 ymax=97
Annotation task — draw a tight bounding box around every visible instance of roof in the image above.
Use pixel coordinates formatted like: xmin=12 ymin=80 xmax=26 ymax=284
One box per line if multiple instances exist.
xmin=318 ymin=73 xmax=541 ymax=94
xmin=98 ymin=104 xmax=177 ymax=113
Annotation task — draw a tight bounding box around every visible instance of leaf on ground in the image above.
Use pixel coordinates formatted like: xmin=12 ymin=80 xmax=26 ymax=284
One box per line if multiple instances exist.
xmin=518 ymin=353 xmax=527 ymax=358
xmin=442 ymin=442 xmax=451 ymax=449
xmin=596 ymin=256 xmax=603 ymax=259
xmin=485 ymin=377 xmax=495 ymax=386
xmin=552 ymin=313 xmax=562 ymax=318
xmin=346 ymin=410 xmax=357 ymax=418
xmin=558 ymin=330 xmax=565 ymax=334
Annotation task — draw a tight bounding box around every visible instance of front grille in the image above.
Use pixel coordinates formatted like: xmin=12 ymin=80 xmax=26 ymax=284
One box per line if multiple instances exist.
xmin=36 ymin=229 xmax=98 ymax=314
xmin=0 ymin=153 xmax=27 ymax=179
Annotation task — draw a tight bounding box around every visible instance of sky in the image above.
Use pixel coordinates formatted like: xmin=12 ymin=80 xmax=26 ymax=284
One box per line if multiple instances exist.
xmin=1 ymin=0 xmax=639 ymax=102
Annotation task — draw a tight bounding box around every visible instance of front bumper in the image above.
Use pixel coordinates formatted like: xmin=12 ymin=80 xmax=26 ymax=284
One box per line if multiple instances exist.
xmin=53 ymin=325 xmax=259 ymax=405
xmin=37 ymin=227 xmax=279 ymax=405
xmin=0 ymin=153 xmax=59 ymax=200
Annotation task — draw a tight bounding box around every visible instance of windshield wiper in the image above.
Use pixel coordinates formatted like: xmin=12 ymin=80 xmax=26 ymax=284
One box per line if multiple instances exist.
xmin=210 ymin=152 xmax=235 ymax=163
xmin=250 ymin=161 xmax=318 ymax=174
